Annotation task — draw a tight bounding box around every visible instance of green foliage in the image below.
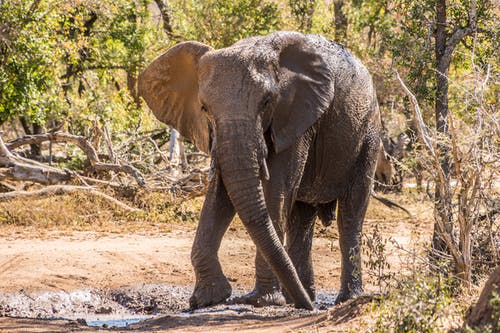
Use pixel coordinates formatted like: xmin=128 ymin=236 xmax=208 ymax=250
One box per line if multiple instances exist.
xmin=0 ymin=0 xmax=159 ymax=133
xmin=0 ymin=1 xmax=63 ymax=124
xmin=171 ymin=0 xmax=281 ymax=48
xmin=347 ymin=0 xmax=395 ymax=53
xmin=288 ymin=0 xmax=317 ymax=32
xmin=369 ymin=273 xmax=457 ymax=333
xmin=362 ymin=224 xmax=394 ymax=294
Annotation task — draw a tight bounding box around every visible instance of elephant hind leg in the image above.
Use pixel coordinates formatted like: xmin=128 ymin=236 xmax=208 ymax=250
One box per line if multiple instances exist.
xmin=285 ymin=201 xmax=318 ymax=302
xmin=230 ymin=250 xmax=286 ymax=307
xmin=335 ymin=177 xmax=373 ymax=304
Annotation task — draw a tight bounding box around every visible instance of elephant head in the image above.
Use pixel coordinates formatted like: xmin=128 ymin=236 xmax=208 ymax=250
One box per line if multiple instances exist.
xmin=138 ymin=32 xmax=335 ymax=309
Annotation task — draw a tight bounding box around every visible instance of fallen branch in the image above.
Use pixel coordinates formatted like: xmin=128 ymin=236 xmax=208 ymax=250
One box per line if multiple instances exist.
xmin=0 ymin=185 xmax=140 ymax=213
xmin=6 ymin=132 xmax=145 ymax=186
xmin=0 ymin=181 xmax=17 ymax=192
xmin=1 ymin=135 xmax=73 ymax=184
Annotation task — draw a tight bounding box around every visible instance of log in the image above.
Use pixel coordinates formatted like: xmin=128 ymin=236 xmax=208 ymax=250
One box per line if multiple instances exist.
xmin=5 ymin=132 xmax=145 ymax=186
xmin=1 ymin=135 xmax=72 ymax=184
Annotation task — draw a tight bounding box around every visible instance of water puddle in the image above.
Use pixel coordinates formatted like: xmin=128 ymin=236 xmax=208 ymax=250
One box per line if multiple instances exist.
xmin=85 ymin=316 xmax=150 ymax=328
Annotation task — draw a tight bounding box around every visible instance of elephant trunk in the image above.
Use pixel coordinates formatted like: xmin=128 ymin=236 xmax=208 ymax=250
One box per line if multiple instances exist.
xmin=216 ymin=122 xmax=313 ymax=310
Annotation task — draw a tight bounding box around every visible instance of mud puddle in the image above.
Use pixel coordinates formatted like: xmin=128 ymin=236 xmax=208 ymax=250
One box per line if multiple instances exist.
xmin=0 ymin=284 xmax=338 ymax=329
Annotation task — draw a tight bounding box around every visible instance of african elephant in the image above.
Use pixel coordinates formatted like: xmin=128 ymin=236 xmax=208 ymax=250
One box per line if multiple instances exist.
xmin=138 ymin=31 xmax=381 ymax=310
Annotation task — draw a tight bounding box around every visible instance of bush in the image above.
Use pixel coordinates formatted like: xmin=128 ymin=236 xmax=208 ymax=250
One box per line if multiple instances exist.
xmin=369 ymin=273 xmax=459 ymax=333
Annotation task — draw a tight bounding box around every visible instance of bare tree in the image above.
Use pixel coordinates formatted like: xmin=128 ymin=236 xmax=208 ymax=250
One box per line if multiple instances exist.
xmin=396 ymin=66 xmax=499 ymax=289
xmin=432 ymin=0 xmax=480 ymax=254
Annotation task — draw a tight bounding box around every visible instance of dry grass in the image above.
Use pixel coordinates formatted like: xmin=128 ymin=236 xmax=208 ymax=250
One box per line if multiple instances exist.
xmin=0 ymin=185 xmax=433 ymax=233
xmin=0 ymin=187 xmax=205 ymax=236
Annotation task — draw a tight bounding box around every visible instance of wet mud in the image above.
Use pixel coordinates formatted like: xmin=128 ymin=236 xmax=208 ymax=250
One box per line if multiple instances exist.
xmin=0 ymin=284 xmax=337 ymax=329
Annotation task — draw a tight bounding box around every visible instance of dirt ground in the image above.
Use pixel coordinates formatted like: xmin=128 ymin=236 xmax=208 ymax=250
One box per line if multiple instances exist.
xmin=0 ymin=198 xmax=431 ymax=332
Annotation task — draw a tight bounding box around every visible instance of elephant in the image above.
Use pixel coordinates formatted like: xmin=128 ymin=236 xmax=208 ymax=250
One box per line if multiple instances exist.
xmin=138 ymin=31 xmax=381 ymax=310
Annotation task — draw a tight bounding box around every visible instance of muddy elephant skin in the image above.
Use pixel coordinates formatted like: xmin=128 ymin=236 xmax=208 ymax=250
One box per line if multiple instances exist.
xmin=139 ymin=31 xmax=381 ymax=310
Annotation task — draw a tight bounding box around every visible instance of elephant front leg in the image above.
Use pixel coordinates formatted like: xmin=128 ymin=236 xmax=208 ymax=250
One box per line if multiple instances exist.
xmin=189 ymin=173 xmax=236 ymax=309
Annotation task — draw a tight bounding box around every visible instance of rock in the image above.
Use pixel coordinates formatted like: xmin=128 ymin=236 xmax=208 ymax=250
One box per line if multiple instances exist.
xmin=95 ymin=306 xmax=113 ymax=314
xmin=76 ymin=318 xmax=87 ymax=325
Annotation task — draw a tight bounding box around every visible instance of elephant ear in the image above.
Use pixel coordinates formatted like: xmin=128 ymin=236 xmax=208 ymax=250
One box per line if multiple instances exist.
xmin=138 ymin=42 xmax=213 ymax=154
xmin=271 ymin=34 xmax=334 ymax=153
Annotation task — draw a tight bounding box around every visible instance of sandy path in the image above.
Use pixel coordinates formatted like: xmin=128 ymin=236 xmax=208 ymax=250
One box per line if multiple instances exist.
xmin=0 ymin=228 xmax=341 ymax=293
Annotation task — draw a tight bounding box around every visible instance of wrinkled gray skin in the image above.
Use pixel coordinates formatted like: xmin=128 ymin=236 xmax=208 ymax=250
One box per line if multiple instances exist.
xmin=139 ymin=31 xmax=381 ymax=310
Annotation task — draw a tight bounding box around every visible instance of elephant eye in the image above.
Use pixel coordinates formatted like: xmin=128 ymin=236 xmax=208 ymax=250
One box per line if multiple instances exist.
xmin=201 ymin=105 xmax=208 ymax=113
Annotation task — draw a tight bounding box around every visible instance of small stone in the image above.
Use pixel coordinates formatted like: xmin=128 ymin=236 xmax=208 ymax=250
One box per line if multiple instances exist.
xmin=95 ymin=306 xmax=113 ymax=314
xmin=76 ymin=318 xmax=87 ymax=325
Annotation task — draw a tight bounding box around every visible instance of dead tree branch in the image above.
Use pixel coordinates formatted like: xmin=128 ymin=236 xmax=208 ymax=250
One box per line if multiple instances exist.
xmin=6 ymin=132 xmax=145 ymax=186
xmin=1 ymin=135 xmax=73 ymax=184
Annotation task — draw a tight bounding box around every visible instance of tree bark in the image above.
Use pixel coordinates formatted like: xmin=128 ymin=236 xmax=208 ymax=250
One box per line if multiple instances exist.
xmin=333 ymin=0 xmax=348 ymax=43
xmin=127 ymin=71 xmax=141 ymax=108
xmin=4 ymin=133 xmax=145 ymax=186
xmin=431 ymin=0 xmax=477 ymax=255
xmin=19 ymin=117 xmax=44 ymax=157
xmin=154 ymin=0 xmax=176 ymax=39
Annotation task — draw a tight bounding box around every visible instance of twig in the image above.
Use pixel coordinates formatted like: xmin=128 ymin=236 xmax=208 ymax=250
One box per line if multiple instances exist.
xmin=146 ymin=136 xmax=170 ymax=165
xmin=102 ymin=122 xmax=117 ymax=163
xmin=394 ymin=70 xmax=435 ymax=156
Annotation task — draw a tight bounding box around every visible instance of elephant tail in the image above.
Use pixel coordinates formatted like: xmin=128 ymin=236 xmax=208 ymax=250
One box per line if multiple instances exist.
xmin=370 ymin=190 xmax=412 ymax=218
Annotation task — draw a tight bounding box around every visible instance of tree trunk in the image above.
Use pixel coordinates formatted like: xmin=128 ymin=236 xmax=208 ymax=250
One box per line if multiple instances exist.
xmin=465 ymin=266 xmax=500 ymax=330
xmin=154 ymin=0 xmax=175 ymax=39
xmin=432 ymin=0 xmax=453 ymax=255
xmin=126 ymin=71 xmax=140 ymax=108
xmin=19 ymin=116 xmax=43 ymax=157
xmin=333 ymin=0 xmax=348 ymax=43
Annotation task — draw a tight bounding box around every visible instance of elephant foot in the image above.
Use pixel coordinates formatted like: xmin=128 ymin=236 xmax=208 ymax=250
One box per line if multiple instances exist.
xmin=230 ymin=288 xmax=286 ymax=307
xmin=334 ymin=287 xmax=364 ymax=305
xmin=189 ymin=276 xmax=232 ymax=309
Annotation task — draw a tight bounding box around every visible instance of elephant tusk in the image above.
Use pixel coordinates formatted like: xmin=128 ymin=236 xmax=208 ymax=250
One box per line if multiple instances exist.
xmin=260 ymin=158 xmax=270 ymax=180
